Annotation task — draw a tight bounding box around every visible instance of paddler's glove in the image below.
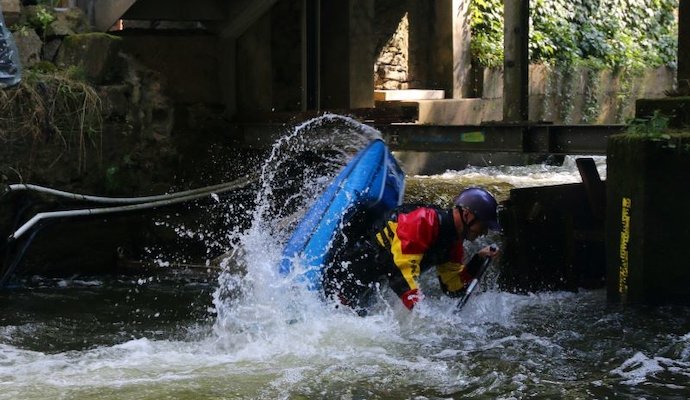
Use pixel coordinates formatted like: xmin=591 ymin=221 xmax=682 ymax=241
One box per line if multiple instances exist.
xmin=401 ymin=288 xmax=422 ymax=310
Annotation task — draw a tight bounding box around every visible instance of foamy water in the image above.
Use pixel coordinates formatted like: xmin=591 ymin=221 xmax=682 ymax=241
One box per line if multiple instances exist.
xmin=1 ymin=116 xmax=689 ymax=399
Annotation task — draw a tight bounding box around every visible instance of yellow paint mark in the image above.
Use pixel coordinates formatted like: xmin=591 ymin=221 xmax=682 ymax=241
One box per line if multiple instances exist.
xmin=619 ymin=197 xmax=631 ymax=297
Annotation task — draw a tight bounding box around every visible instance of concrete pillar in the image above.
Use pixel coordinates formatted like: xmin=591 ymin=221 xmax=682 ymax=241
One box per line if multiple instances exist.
xmin=452 ymin=0 xmax=472 ymax=98
xmin=320 ymin=0 xmax=374 ymax=109
xmin=405 ymin=0 xmax=452 ymax=94
xmin=217 ymin=0 xmax=279 ymax=117
xmin=606 ymin=135 xmax=690 ymax=304
xmin=431 ymin=0 xmax=453 ymax=95
xmin=503 ymin=0 xmax=529 ymax=122
xmin=678 ymin=0 xmax=690 ymax=90
xmin=219 ymin=37 xmax=237 ymax=117
xmin=302 ymin=0 xmax=319 ymax=110
xmin=407 ymin=0 xmax=429 ymax=88
xmin=236 ymin=13 xmax=273 ymax=113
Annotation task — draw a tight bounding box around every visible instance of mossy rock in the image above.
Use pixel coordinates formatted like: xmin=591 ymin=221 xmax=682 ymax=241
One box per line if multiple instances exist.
xmin=610 ymin=132 xmax=690 ymax=156
xmin=55 ymin=32 xmax=124 ymax=84
xmin=636 ymin=97 xmax=690 ymax=129
xmin=31 ymin=60 xmax=58 ymax=73
xmin=45 ymin=7 xmax=90 ymax=37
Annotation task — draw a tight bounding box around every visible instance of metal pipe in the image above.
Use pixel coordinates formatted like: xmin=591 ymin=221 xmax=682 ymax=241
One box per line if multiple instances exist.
xmin=6 ymin=174 xmax=257 ymax=205
xmin=8 ymin=174 xmax=257 ymax=242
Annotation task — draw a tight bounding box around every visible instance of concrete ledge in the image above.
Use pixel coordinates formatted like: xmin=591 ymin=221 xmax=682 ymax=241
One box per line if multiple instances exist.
xmin=416 ymin=98 xmax=501 ymax=125
xmin=374 ymin=89 xmax=445 ymax=101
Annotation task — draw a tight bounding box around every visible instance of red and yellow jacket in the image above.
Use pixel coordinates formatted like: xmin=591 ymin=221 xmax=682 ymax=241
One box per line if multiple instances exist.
xmin=373 ymin=205 xmax=476 ymax=309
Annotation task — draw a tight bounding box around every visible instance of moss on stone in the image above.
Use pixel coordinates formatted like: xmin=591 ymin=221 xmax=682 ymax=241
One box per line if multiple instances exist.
xmin=56 ymin=33 xmax=124 ymax=84
xmin=635 ymin=97 xmax=690 ymax=129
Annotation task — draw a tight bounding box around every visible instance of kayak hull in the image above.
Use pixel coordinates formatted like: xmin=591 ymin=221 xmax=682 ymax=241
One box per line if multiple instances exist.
xmin=279 ymin=139 xmax=405 ymax=290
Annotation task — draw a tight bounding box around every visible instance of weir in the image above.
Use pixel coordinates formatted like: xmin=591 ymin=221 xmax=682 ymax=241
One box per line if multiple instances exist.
xmin=4 ymin=2 xmax=690 ymax=399
xmin=1 ymin=0 xmax=689 ymax=307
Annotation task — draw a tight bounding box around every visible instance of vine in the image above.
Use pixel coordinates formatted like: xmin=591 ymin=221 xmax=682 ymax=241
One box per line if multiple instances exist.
xmin=470 ymin=0 xmax=678 ymax=70
xmin=469 ymin=0 xmax=677 ymax=123
xmin=582 ymin=67 xmax=600 ymax=123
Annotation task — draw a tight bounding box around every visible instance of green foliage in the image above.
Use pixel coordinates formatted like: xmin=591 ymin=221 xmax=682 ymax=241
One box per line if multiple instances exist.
xmin=0 ymin=69 xmax=103 ymax=173
xmin=469 ymin=0 xmax=504 ymax=67
xmin=470 ymin=0 xmax=678 ymax=70
xmin=626 ymin=110 xmax=670 ymax=137
xmin=33 ymin=6 xmax=56 ymax=31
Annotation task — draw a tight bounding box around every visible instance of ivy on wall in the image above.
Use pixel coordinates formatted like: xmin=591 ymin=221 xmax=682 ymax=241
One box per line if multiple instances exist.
xmin=470 ymin=0 xmax=678 ymax=70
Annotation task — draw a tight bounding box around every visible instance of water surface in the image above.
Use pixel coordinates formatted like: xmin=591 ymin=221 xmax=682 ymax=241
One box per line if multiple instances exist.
xmin=2 ymin=117 xmax=688 ymax=399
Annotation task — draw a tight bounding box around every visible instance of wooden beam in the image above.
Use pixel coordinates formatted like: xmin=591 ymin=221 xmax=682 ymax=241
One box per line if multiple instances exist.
xmin=93 ymin=0 xmax=137 ymax=31
xmin=503 ymin=0 xmax=529 ymax=122
xmin=123 ymin=0 xmax=226 ymax=21
xmin=220 ymin=0 xmax=278 ymax=38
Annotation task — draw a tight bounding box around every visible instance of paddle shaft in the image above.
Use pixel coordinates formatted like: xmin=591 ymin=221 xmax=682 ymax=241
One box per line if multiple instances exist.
xmin=457 ymin=245 xmax=496 ymax=310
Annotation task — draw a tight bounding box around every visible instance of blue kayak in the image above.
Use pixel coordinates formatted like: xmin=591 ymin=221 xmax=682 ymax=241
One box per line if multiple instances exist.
xmin=279 ymin=139 xmax=405 ymax=290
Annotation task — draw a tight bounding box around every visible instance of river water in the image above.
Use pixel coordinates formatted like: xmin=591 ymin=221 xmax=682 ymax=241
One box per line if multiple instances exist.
xmin=2 ymin=116 xmax=690 ymax=399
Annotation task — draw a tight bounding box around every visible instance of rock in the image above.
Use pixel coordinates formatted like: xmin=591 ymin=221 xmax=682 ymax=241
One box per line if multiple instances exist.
xmin=45 ymin=7 xmax=89 ymax=37
xmin=13 ymin=27 xmax=40 ymax=67
xmin=32 ymin=59 xmax=57 ymax=73
xmin=56 ymin=32 xmax=123 ymax=84
xmin=1 ymin=0 xmax=21 ymax=26
xmin=97 ymin=84 xmax=131 ymax=119
xmin=41 ymin=37 xmax=60 ymax=61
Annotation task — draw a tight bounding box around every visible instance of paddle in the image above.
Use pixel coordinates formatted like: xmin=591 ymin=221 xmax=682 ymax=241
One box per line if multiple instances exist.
xmin=456 ymin=245 xmax=497 ymax=311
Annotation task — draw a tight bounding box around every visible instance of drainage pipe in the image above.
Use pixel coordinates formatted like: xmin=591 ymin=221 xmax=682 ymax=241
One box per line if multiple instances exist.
xmin=4 ymin=175 xmax=257 ymax=205
xmin=7 ymin=174 xmax=257 ymax=242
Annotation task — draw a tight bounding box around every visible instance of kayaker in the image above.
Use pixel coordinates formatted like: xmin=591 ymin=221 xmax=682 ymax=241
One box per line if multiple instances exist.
xmin=323 ymin=187 xmax=501 ymax=313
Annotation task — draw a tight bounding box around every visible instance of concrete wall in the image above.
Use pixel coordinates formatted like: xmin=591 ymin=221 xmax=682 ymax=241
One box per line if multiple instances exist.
xmin=416 ymin=65 xmax=675 ymax=125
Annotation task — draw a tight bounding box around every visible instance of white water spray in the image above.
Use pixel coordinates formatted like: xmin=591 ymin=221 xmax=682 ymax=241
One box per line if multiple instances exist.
xmin=211 ymin=114 xmax=383 ymax=343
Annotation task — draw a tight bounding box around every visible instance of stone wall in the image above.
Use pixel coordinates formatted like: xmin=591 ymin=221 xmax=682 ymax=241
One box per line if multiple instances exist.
xmin=0 ymin=4 xmax=232 ymax=195
xmin=374 ymin=11 xmax=408 ymax=89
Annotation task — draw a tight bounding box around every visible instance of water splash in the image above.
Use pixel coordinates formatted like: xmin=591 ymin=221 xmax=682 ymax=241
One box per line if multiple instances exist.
xmin=211 ymin=114 xmax=381 ymax=344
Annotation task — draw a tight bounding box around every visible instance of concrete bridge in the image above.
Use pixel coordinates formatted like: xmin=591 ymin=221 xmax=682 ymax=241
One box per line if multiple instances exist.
xmin=68 ymin=0 xmax=682 ymax=158
xmin=77 ymin=0 xmax=276 ymax=35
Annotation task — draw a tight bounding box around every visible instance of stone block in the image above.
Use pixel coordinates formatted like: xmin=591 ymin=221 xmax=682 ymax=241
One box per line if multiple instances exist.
xmin=56 ymin=32 xmax=123 ymax=84
xmin=41 ymin=37 xmax=61 ymax=61
xmin=1 ymin=0 xmax=21 ymax=25
xmin=45 ymin=7 xmax=89 ymax=37
xmin=97 ymin=84 xmax=131 ymax=119
xmin=13 ymin=27 xmax=41 ymax=67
